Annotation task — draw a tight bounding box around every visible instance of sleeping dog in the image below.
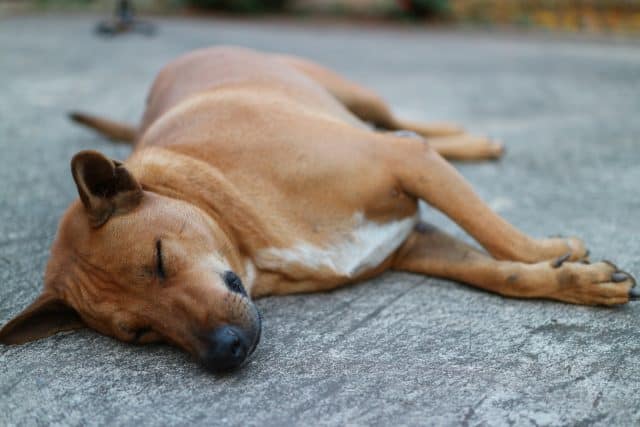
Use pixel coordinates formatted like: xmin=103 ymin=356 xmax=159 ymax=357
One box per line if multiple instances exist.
xmin=1 ymin=46 xmax=635 ymax=372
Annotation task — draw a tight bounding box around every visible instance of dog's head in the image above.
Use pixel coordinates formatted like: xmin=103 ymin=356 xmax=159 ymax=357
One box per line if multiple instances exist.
xmin=0 ymin=150 xmax=261 ymax=372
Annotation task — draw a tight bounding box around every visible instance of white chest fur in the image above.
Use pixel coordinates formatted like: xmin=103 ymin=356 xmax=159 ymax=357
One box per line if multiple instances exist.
xmin=255 ymin=212 xmax=417 ymax=278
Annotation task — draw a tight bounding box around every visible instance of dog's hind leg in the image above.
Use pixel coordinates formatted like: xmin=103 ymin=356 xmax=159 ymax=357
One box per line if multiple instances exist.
xmin=393 ymin=222 xmax=636 ymax=305
xmin=275 ymin=54 xmax=503 ymax=160
xmin=275 ymin=54 xmax=461 ymax=136
xmin=387 ymin=136 xmax=588 ymax=263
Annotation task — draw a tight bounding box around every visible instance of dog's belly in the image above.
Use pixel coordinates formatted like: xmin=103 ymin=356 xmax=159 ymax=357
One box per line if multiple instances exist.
xmin=255 ymin=212 xmax=417 ymax=279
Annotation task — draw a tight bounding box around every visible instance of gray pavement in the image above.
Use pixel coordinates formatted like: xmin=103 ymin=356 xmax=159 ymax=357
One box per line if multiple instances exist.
xmin=1 ymin=14 xmax=640 ymax=426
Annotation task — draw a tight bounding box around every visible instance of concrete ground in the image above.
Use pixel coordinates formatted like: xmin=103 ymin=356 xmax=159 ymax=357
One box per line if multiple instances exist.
xmin=1 ymin=14 xmax=639 ymax=427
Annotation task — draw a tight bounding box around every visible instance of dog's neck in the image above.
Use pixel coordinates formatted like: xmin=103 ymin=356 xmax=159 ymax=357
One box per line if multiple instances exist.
xmin=127 ymin=146 xmax=275 ymax=270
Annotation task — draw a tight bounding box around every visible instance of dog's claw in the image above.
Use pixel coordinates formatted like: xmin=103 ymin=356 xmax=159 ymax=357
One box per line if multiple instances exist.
xmin=612 ymin=272 xmax=630 ymax=283
xmin=629 ymin=287 xmax=640 ymax=301
xmin=579 ymin=249 xmax=590 ymax=264
xmin=623 ymin=271 xmax=637 ymax=288
xmin=552 ymin=253 xmax=571 ymax=268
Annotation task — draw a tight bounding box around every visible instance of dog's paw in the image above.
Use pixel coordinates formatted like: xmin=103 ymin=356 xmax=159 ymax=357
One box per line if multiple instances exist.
xmin=534 ymin=236 xmax=589 ymax=264
xmin=483 ymin=138 xmax=505 ymax=159
xmin=440 ymin=134 xmax=505 ymax=161
xmin=547 ymin=261 xmax=636 ymax=306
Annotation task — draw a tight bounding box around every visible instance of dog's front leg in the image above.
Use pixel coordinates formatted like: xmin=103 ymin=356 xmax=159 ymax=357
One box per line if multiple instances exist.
xmin=388 ymin=137 xmax=588 ymax=263
xmin=393 ymin=222 xmax=636 ymax=305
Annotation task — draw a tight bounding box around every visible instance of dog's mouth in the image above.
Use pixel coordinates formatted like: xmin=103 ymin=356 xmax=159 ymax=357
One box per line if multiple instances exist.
xmin=246 ymin=307 xmax=262 ymax=358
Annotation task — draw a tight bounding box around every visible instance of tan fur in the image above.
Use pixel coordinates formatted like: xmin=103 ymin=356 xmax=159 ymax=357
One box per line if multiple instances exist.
xmin=0 ymin=47 xmax=635 ymax=367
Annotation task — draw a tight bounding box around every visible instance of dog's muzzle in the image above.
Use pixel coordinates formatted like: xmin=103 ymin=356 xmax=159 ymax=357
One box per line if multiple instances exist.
xmin=200 ymin=303 xmax=261 ymax=372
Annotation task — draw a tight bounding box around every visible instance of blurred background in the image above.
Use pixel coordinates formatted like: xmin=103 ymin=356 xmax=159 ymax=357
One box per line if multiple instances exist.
xmin=2 ymin=1 xmax=640 ymax=426
xmin=2 ymin=0 xmax=640 ymax=35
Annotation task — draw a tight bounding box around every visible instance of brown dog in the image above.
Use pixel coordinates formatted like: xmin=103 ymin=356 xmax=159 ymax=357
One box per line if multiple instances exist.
xmin=1 ymin=46 xmax=636 ymax=372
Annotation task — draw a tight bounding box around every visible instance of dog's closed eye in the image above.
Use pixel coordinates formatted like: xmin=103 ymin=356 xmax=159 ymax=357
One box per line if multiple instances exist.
xmin=223 ymin=271 xmax=246 ymax=296
xmin=155 ymin=239 xmax=166 ymax=280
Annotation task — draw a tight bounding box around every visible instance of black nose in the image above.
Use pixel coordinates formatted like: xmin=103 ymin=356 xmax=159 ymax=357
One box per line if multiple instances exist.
xmin=201 ymin=326 xmax=249 ymax=372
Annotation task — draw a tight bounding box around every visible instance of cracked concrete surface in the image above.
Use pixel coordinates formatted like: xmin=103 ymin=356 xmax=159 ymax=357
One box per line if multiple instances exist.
xmin=1 ymin=14 xmax=639 ymax=426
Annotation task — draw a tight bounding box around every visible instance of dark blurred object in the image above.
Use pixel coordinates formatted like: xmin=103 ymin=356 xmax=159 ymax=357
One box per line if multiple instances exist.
xmin=397 ymin=0 xmax=450 ymax=19
xmin=96 ymin=0 xmax=156 ymax=36
xmin=187 ymin=0 xmax=289 ymax=14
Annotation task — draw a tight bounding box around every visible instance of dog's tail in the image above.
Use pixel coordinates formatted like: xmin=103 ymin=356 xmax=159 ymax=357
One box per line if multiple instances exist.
xmin=69 ymin=111 xmax=137 ymax=144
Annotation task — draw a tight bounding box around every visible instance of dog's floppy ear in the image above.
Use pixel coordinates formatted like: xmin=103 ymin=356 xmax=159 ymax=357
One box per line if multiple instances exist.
xmin=71 ymin=150 xmax=143 ymax=227
xmin=0 ymin=293 xmax=85 ymax=345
